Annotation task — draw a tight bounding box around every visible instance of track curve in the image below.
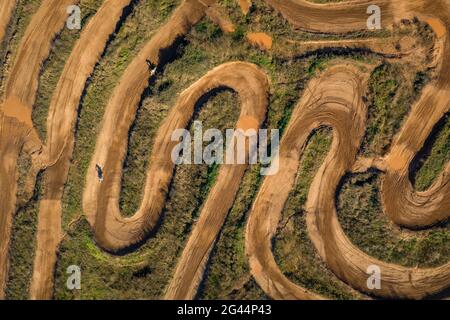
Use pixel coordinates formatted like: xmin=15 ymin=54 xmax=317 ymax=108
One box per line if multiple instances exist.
xmin=246 ymin=0 xmax=450 ymax=300
xmin=29 ymin=0 xmax=135 ymax=300
xmin=0 ymin=0 xmax=76 ymax=299
xmin=0 ymin=0 xmax=448 ymax=300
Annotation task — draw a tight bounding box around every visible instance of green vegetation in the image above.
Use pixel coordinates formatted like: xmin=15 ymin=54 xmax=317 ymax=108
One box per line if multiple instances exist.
xmin=361 ymin=20 xmax=435 ymax=157
xmin=273 ymin=128 xmax=362 ymax=299
xmin=0 ymin=0 xmax=42 ymax=98
xmin=33 ymin=0 xmax=104 ymax=140
xmin=413 ymin=114 xmax=450 ymax=191
xmin=338 ymin=172 xmax=449 ymax=268
xmin=5 ymin=0 xmax=448 ymax=300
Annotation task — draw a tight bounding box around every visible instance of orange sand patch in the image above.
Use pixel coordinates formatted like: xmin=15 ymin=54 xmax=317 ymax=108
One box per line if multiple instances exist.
xmin=236 ymin=115 xmax=259 ymax=131
xmin=1 ymin=96 xmax=32 ymax=126
xmin=246 ymin=32 xmax=272 ymax=50
xmin=386 ymin=151 xmax=409 ymax=171
xmin=426 ymin=18 xmax=446 ymax=38
xmin=238 ymin=0 xmax=252 ymax=15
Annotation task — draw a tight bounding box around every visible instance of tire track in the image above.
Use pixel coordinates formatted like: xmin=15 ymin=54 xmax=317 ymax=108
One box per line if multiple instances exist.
xmin=0 ymin=0 xmax=15 ymax=44
xmin=29 ymin=0 xmax=136 ymax=300
xmin=164 ymin=63 xmax=269 ymax=300
xmin=0 ymin=0 xmax=449 ymax=300
xmin=0 ymin=0 xmax=76 ymax=299
xmin=82 ymin=0 xmax=219 ymax=252
xmin=246 ymin=0 xmax=450 ymax=300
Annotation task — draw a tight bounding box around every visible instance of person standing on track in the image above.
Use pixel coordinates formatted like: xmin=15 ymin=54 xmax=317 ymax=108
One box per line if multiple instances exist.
xmin=146 ymin=59 xmax=157 ymax=76
xmin=95 ymin=164 xmax=104 ymax=183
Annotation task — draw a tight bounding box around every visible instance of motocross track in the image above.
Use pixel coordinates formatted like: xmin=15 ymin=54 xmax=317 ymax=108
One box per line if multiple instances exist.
xmin=30 ymin=0 xmax=135 ymax=299
xmin=0 ymin=0 xmax=76 ymax=298
xmin=247 ymin=0 xmax=450 ymax=299
xmin=0 ymin=0 xmax=448 ymax=300
xmin=0 ymin=0 xmax=15 ymax=44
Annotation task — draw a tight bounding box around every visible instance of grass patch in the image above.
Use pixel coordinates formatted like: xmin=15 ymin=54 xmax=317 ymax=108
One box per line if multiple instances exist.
xmin=413 ymin=114 xmax=450 ymax=191
xmin=5 ymin=0 xmax=446 ymax=300
xmin=273 ymin=128 xmax=362 ymax=299
xmin=338 ymin=173 xmax=449 ymax=268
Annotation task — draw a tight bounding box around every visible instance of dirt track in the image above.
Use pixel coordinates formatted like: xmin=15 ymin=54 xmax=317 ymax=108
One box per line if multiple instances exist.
xmin=0 ymin=0 xmax=448 ymax=300
xmin=82 ymin=0 xmax=217 ymax=251
xmin=0 ymin=0 xmax=15 ymax=44
xmin=163 ymin=63 xmax=269 ymax=299
xmin=265 ymin=0 xmax=397 ymax=33
xmin=246 ymin=0 xmax=450 ymax=299
xmin=29 ymin=0 xmax=134 ymax=300
xmin=81 ymin=0 xmax=267 ymax=300
xmin=0 ymin=0 xmax=76 ymax=298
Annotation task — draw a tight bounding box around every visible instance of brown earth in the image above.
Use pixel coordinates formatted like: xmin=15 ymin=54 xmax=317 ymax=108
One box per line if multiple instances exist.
xmin=0 ymin=0 xmax=15 ymax=44
xmin=246 ymin=0 xmax=450 ymax=300
xmin=1 ymin=96 xmax=33 ymax=127
xmin=287 ymin=35 xmax=419 ymax=58
xmin=246 ymin=32 xmax=272 ymax=50
xmin=163 ymin=63 xmax=269 ymax=299
xmin=0 ymin=0 xmax=75 ymax=298
xmin=81 ymin=0 xmax=219 ymax=251
xmin=0 ymin=0 xmax=449 ymax=300
xmin=29 ymin=0 xmax=135 ymax=300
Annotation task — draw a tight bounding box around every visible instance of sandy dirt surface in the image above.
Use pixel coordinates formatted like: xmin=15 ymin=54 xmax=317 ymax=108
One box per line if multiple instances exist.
xmin=0 ymin=0 xmax=449 ymax=300
xmin=0 ymin=109 xmax=40 ymax=299
xmin=0 ymin=0 xmax=75 ymax=298
xmin=29 ymin=0 xmax=134 ymax=300
xmin=246 ymin=63 xmax=369 ymax=300
xmin=287 ymin=35 xmax=419 ymax=58
xmin=264 ymin=0 xmax=397 ymax=33
xmin=0 ymin=0 xmax=15 ymax=44
xmin=247 ymin=32 xmax=273 ymax=50
xmin=246 ymin=0 xmax=450 ymax=300
xmin=1 ymin=96 xmax=33 ymax=127
xmin=381 ymin=13 xmax=450 ymax=228
xmin=82 ymin=0 xmax=218 ymax=251
xmin=4 ymin=0 xmax=77 ymax=108
xmin=164 ymin=63 xmax=269 ymax=299
xmin=238 ymin=0 xmax=252 ymax=15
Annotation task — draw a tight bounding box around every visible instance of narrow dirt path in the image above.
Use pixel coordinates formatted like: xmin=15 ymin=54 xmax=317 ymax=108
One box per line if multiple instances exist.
xmin=29 ymin=0 xmax=135 ymax=300
xmin=0 ymin=109 xmax=40 ymax=299
xmin=4 ymin=0 xmax=77 ymax=108
xmin=82 ymin=0 xmax=218 ymax=251
xmin=0 ymin=0 xmax=75 ymax=299
xmin=164 ymin=63 xmax=269 ymax=300
xmin=288 ymin=36 xmax=419 ymax=58
xmin=0 ymin=0 xmax=15 ymax=44
xmin=1 ymin=0 xmax=449 ymax=300
xmin=246 ymin=0 xmax=450 ymax=300
xmin=381 ymin=14 xmax=450 ymax=228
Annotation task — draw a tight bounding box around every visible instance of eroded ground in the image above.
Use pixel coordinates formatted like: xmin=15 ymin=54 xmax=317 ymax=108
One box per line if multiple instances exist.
xmin=0 ymin=0 xmax=448 ymax=300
